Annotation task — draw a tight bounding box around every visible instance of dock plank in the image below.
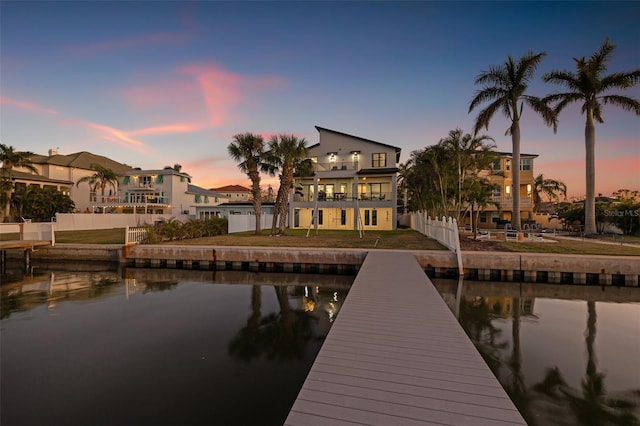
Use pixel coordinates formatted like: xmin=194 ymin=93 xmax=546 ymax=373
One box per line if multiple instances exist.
xmin=285 ymin=251 xmax=525 ymax=425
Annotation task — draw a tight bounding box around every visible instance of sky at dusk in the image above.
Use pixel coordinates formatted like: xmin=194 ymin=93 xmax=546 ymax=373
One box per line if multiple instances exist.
xmin=2 ymin=1 xmax=638 ymax=198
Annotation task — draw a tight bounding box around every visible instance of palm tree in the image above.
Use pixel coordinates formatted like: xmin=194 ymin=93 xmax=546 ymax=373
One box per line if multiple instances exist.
xmin=228 ymin=132 xmax=265 ymax=235
xmin=532 ymin=174 xmax=567 ymax=213
xmin=264 ymin=134 xmax=309 ymax=235
xmin=76 ymin=164 xmax=119 ymax=204
xmin=0 ymin=144 xmax=38 ymax=222
xmin=542 ymin=39 xmax=640 ymax=235
xmin=469 ymin=52 xmax=557 ymax=230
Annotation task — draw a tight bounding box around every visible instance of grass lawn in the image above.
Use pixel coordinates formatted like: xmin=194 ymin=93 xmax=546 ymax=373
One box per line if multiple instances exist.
xmin=168 ymin=229 xmax=447 ymax=250
xmin=3 ymin=226 xmax=639 ymax=256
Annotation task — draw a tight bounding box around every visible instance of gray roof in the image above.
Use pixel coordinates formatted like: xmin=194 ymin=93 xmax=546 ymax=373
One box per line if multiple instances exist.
xmin=1 ymin=169 xmax=73 ymax=185
xmin=313 ymin=126 xmax=402 ymax=163
xmin=29 ymin=151 xmax=133 ymax=174
xmin=187 ymin=184 xmax=225 ymax=198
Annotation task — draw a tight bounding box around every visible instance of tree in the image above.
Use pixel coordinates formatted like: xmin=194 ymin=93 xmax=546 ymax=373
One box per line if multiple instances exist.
xmin=263 ymin=134 xmax=309 ymax=235
xmin=76 ymin=164 xmax=119 ymax=203
xmin=0 ymin=144 xmax=37 ymax=222
xmin=14 ymin=186 xmax=75 ymax=222
xmin=542 ymin=39 xmax=640 ymax=235
xmin=228 ymin=132 xmax=265 ymax=235
xmin=470 ymin=52 xmax=557 ymax=230
xmin=532 ymin=174 xmax=567 ymax=212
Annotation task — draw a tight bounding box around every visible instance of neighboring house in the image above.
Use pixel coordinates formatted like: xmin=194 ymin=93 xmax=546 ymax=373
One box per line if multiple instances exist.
xmin=476 ymin=151 xmax=538 ymax=228
xmin=12 ymin=149 xmax=132 ymax=213
xmin=209 ymin=185 xmax=252 ymax=202
xmin=95 ymin=167 xmax=229 ymax=220
xmin=290 ymin=126 xmax=401 ymax=231
xmin=208 ymin=202 xmax=276 ymax=218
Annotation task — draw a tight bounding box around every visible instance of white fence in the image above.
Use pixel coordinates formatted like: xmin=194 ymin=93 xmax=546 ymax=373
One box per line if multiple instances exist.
xmin=0 ymin=222 xmax=56 ymax=246
xmin=228 ymin=214 xmax=279 ymax=234
xmin=410 ymin=213 xmax=463 ymax=275
xmin=125 ymin=226 xmax=148 ymax=245
xmin=54 ymin=213 xmax=183 ymax=231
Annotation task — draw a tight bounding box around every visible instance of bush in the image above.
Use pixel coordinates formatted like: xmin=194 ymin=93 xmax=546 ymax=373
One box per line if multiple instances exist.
xmin=144 ymin=217 xmax=228 ymax=243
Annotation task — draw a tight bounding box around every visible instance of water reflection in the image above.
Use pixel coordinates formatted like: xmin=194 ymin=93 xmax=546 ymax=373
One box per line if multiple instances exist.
xmin=434 ymin=279 xmax=640 ymax=426
xmin=1 ymin=267 xmax=352 ymax=426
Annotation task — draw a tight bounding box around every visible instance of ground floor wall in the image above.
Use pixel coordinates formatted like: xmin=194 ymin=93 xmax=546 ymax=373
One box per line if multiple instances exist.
xmin=292 ymin=207 xmax=394 ymax=231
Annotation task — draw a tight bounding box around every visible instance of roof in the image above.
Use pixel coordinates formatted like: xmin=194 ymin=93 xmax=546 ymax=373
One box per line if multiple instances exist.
xmin=1 ymin=169 xmax=73 ymax=185
xmin=28 ymin=151 xmax=132 ymax=174
xmin=210 ymin=184 xmax=251 ymax=192
xmin=187 ymin=184 xmax=225 ymax=197
xmin=357 ymin=167 xmax=399 ymax=176
xmin=495 ymin=151 xmax=539 ymax=158
xmin=126 ymin=168 xmax=192 ymax=179
xmin=314 ymin=126 xmax=402 ymax=163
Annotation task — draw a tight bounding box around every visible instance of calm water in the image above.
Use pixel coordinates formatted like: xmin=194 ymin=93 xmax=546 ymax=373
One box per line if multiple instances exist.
xmin=1 ymin=266 xmax=353 ymax=426
xmin=433 ymin=278 xmax=640 ymax=426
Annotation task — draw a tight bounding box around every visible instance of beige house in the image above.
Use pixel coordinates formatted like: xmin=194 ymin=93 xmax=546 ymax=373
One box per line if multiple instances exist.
xmin=290 ymin=126 xmax=401 ymax=231
xmin=209 ymin=185 xmax=251 ymax=202
xmin=12 ymin=149 xmax=132 ymax=213
xmin=475 ymin=151 xmax=538 ymax=228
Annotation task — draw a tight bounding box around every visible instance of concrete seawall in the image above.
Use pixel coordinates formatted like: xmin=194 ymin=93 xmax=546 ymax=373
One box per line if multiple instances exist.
xmin=26 ymin=244 xmax=640 ymax=286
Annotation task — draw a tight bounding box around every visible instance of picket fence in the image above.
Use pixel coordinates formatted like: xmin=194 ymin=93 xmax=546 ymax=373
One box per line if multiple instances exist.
xmin=410 ymin=212 xmax=463 ymax=275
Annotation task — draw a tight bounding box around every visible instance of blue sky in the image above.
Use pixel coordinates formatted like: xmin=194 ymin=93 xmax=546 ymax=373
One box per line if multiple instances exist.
xmin=2 ymin=1 xmax=638 ymax=197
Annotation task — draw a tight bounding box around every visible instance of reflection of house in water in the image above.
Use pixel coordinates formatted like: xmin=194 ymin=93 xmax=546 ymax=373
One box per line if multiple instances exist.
xmin=475 ymin=296 xmax=536 ymax=317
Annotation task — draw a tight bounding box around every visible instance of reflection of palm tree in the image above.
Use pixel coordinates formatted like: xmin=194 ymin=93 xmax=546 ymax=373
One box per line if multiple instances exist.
xmin=459 ymin=297 xmax=508 ymax=372
xmin=228 ymin=286 xmax=316 ymax=363
xmin=505 ymin=298 xmax=535 ymax=423
xmin=534 ymin=301 xmax=640 ymax=425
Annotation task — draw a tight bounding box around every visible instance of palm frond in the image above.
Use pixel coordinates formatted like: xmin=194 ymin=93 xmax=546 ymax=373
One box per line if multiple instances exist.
xmin=524 ymin=95 xmax=558 ymax=132
xmin=601 ymin=95 xmax=640 ymax=115
xmin=469 ymin=87 xmax=506 ymax=113
xmin=600 ymin=70 xmax=640 ymax=91
xmin=472 ymin=98 xmax=504 ymax=134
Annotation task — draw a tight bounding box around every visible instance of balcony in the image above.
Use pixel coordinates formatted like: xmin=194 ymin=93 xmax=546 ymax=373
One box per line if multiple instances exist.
xmin=293 ymin=192 xmax=393 ymax=203
xmin=127 ymin=182 xmax=156 ymax=190
xmin=313 ymin=161 xmax=357 ymax=172
xmin=491 ymin=196 xmax=532 ymax=209
xmin=93 ymin=196 xmax=170 ymax=205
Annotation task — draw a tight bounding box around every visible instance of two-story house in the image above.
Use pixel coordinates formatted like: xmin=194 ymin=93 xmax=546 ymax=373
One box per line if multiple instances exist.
xmin=95 ymin=167 xmax=228 ymax=220
xmin=477 ymin=151 xmax=538 ymax=228
xmin=209 ymin=185 xmax=252 ymax=202
xmin=290 ymin=126 xmax=401 ymax=231
xmin=13 ymin=149 xmax=132 ymax=213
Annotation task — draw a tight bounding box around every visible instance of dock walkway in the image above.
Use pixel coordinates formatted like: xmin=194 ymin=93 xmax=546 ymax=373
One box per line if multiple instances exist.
xmin=285 ymin=251 xmax=525 ymax=426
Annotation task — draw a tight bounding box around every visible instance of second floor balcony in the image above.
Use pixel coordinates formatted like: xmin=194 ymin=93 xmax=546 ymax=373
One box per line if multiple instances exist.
xmin=293 ymin=191 xmax=393 ymax=203
xmin=92 ymin=195 xmax=170 ymax=205
xmin=490 ymin=195 xmax=532 ymax=209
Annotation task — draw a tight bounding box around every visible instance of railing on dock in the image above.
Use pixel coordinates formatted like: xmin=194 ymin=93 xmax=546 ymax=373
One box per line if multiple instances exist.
xmin=410 ymin=213 xmax=463 ymax=275
xmin=125 ymin=226 xmax=148 ymax=245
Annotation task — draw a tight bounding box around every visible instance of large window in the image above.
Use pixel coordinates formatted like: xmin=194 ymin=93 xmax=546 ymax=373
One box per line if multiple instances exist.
xmin=340 ymin=209 xmax=346 ymax=225
xmin=492 ymin=159 xmax=501 ymax=171
xmin=520 ymin=158 xmax=532 ymax=171
xmin=372 ymin=153 xmax=386 ymax=168
xmin=505 ymin=159 xmax=511 ymax=171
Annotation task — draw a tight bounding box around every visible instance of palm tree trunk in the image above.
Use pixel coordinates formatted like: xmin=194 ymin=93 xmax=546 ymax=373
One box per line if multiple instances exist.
xmin=250 ymin=171 xmax=262 ymax=235
xmin=512 ymin=121 xmax=521 ymax=230
xmin=584 ymin=111 xmax=597 ymax=235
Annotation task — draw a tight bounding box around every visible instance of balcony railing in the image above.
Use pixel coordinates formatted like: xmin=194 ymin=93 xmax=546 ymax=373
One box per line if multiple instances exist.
xmin=94 ymin=196 xmax=170 ymax=205
xmin=127 ymin=182 xmax=156 ymax=189
xmin=314 ymin=161 xmax=357 ymax=172
xmin=293 ymin=192 xmax=393 ymax=203
xmin=491 ymin=196 xmax=532 ymax=209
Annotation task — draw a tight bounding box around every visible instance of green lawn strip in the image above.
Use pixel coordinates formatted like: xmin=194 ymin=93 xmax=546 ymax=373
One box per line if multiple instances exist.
xmin=54 ymin=228 xmax=126 ymax=244
xmin=498 ymin=239 xmax=640 ymax=256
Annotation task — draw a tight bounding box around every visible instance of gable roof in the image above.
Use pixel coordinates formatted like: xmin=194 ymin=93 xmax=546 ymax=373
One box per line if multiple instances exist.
xmin=210 ymin=184 xmax=251 ymax=193
xmin=187 ymin=184 xmax=226 ymax=197
xmin=29 ymin=151 xmax=132 ymax=174
xmin=314 ymin=126 xmax=402 ymax=163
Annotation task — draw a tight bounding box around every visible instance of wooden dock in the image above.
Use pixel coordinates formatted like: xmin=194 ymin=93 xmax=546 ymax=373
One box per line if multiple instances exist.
xmin=285 ymin=251 xmax=525 ymax=426
xmin=0 ymin=240 xmax=51 ymax=250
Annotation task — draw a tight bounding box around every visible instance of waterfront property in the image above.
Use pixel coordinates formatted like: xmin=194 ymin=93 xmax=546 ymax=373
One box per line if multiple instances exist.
xmin=285 ymin=251 xmax=526 ymax=425
xmin=290 ymin=126 xmax=401 ymax=232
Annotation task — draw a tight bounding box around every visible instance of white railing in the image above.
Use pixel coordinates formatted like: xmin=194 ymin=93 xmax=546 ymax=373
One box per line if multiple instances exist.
xmin=125 ymin=226 xmax=148 ymax=245
xmin=410 ymin=213 xmax=463 ymax=275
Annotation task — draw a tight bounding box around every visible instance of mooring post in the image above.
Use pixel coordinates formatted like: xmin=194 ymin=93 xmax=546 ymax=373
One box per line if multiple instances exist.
xmin=24 ymin=248 xmax=32 ymax=273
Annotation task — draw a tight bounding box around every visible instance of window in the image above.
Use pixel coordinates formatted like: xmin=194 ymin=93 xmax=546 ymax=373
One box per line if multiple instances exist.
xmin=505 ymin=159 xmax=511 ymax=171
xmin=372 ymin=153 xmax=386 ymax=168
xmin=505 ymin=185 xmax=511 ymax=196
xmin=123 ymin=176 xmax=130 ymax=185
xmin=364 ymin=210 xmax=370 ymax=226
xmin=491 ymin=212 xmax=499 ymax=223
xmin=520 ymin=158 xmax=531 ymax=171
xmin=140 ymin=176 xmax=152 ymax=187
xmin=318 ymin=209 xmax=323 ymax=225
xmin=195 ymin=194 xmax=202 ymax=203
xmin=340 ymin=209 xmax=347 ymax=225
xmin=492 ymin=159 xmax=501 ymax=171
xmin=372 ymin=210 xmax=377 ymax=226
xmin=480 ymin=212 xmax=487 ymax=223
xmin=90 ymin=191 xmax=97 ymax=202
xmin=492 ymin=187 xmax=501 ymax=197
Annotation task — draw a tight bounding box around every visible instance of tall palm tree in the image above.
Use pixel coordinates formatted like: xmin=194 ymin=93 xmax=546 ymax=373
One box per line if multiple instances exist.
xmin=264 ymin=134 xmax=309 ymax=235
xmin=0 ymin=144 xmax=38 ymax=222
xmin=469 ymin=52 xmax=557 ymax=230
xmin=542 ymin=39 xmax=640 ymax=235
xmin=532 ymin=174 xmax=567 ymax=212
xmin=228 ymin=132 xmax=265 ymax=235
xmin=76 ymin=164 xmax=119 ymax=203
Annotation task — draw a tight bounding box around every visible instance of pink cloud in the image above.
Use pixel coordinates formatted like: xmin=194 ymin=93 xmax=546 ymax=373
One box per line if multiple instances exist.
xmin=1 ymin=97 xmax=58 ymax=115
xmin=65 ymin=32 xmax=191 ymax=55
xmin=84 ymin=122 xmax=147 ymax=151
xmin=129 ymin=124 xmax=206 ymax=136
